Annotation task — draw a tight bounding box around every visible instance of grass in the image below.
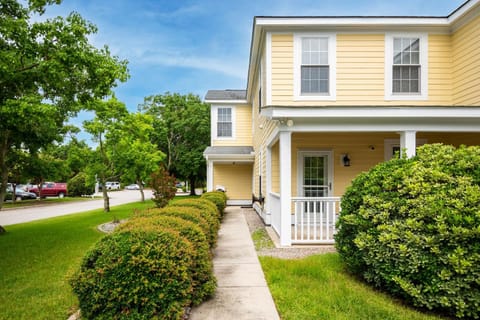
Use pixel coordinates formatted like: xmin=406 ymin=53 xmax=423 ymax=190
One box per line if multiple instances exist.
xmin=260 ymin=253 xmax=447 ymax=320
xmin=251 ymin=228 xmax=275 ymax=250
xmin=0 ymin=200 xmax=155 ymax=319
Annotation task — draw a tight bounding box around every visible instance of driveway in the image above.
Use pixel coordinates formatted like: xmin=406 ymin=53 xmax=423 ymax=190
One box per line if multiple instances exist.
xmin=0 ymin=189 xmax=153 ymax=226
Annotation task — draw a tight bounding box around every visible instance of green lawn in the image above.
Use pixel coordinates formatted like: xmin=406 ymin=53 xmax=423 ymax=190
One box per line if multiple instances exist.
xmin=260 ymin=253 xmax=448 ymax=320
xmin=0 ymin=200 xmax=154 ymax=319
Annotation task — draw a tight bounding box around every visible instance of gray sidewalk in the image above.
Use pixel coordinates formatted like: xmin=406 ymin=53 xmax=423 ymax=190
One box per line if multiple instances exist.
xmin=190 ymin=207 xmax=280 ymax=320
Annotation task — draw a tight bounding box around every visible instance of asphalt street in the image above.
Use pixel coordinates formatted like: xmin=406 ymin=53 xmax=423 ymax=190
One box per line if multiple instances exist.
xmin=0 ymin=189 xmax=153 ymax=226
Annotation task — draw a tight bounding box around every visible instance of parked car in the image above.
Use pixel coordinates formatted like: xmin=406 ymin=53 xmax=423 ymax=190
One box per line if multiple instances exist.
xmin=5 ymin=187 xmax=37 ymax=201
xmin=27 ymin=182 xmax=68 ymax=198
xmin=124 ymin=184 xmax=140 ymax=190
xmin=105 ymin=181 xmax=120 ymax=190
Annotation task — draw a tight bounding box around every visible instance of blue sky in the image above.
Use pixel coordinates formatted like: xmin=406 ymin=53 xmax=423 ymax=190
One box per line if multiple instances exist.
xmin=40 ymin=0 xmax=466 ymax=113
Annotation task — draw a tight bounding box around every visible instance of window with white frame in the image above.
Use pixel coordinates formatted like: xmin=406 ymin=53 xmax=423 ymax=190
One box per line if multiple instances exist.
xmin=385 ymin=33 xmax=428 ymax=100
xmin=217 ymin=107 xmax=232 ymax=137
xmin=294 ymin=33 xmax=336 ymax=100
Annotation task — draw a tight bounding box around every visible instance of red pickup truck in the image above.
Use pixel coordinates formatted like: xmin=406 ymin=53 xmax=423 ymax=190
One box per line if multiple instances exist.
xmin=28 ymin=182 xmax=68 ymax=198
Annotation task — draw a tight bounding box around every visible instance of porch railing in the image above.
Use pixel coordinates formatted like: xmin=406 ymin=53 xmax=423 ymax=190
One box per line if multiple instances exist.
xmin=291 ymin=197 xmax=341 ymax=244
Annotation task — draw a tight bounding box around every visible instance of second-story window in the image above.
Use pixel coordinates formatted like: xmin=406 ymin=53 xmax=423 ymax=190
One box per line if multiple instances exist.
xmin=301 ymin=37 xmax=329 ymax=94
xmin=217 ymin=107 xmax=232 ymax=137
xmin=294 ymin=33 xmax=336 ymax=101
xmin=385 ymin=33 xmax=427 ymax=101
xmin=393 ymin=38 xmax=420 ymax=93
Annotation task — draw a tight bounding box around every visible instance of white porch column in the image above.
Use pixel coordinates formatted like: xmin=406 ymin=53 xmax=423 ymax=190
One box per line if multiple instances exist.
xmin=279 ymin=131 xmax=292 ymax=246
xmin=265 ymin=146 xmax=272 ymax=225
xmin=399 ymin=131 xmax=417 ymax=158
xmin=206 ymin=160 xmax=213 ymax=191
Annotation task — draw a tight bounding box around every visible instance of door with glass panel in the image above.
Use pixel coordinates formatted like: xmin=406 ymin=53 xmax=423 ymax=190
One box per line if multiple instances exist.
xmin=298 ymin=151 xmax=332 ymax=198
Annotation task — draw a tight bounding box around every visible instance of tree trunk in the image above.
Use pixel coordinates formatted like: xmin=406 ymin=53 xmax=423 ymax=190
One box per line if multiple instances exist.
xmin=99 ymin=134 xmax=110 ymax=212
xmin=137 ymin=178 xmax=145 ymax=202
xmin=102 ymin=179 xmax=110 ymax=212
xmin=0 ymin=132 xmax=10 ymax=211
xmin=189 ymin=176 xmax=196 ymax=196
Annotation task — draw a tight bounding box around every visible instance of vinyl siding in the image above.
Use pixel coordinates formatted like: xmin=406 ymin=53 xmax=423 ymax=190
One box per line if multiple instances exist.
xmin=212 ymin=104 xmax=253 ymax=147
xmin=452 ymin=14 xmax=480 ymax=105
xmin=213 ymin=163 xmax=253 ymax=200
xmin=271 ymin=140 xmax=280 ymax=193
xmin=269 ymin=33 xmax=454 ymax=106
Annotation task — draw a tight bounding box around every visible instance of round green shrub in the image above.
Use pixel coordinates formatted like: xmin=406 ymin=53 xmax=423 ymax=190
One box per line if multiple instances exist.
xmin=69 ymin=228 xmax=195 ymax=320
xmin=335 ymin=144 xmax=480 ymax=319
xmin=118 ymin=215 xmax=216 ymax=305
xmin=67 ymin=172 xmax=93 ymax=197
xmin=158 ymin=206 xmax=215 ymax=247
xmin=201 ymin=191 xmax=227 ymax=215
xmin=171 ymin=199 xmax=221 ymax=235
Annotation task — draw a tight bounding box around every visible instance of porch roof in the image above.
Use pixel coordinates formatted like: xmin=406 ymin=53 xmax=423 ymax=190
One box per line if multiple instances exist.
xmin=262 ymin=106 xmax=480 ymax=132
xmin=203 ymin=146 xmax=255 ymax=162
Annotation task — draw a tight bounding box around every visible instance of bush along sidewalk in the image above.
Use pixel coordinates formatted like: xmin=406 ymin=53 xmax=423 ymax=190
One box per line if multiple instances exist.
xmin=335 ymin=144 xmax=480 ymax=319
xmin=69 ymin=191 xmax=226 ymax=319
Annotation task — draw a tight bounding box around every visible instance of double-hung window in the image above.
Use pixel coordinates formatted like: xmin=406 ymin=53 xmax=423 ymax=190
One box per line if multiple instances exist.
xmin=385 ymin=33 xmax=428 ymax=100
xmin=294 ymin=33 xmax=336 ymax=100
xmin=216 ymin=107 xmax=232 ymax=138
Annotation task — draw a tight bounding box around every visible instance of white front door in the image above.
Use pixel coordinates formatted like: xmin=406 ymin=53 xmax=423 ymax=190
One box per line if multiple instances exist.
xmin=298 ymin=151 xmax=333 ymax=197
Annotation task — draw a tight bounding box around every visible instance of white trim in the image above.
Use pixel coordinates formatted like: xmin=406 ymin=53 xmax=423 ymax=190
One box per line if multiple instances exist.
xmin=227 ymin=199 xmax=252 ymax=206
xmin=293 ymin=33 xmax=336 ymax=101
xmin=266 ymin=32 xmax=272 ymax=106
xmin=262 ymin=106 xmax=480 ymax=119
xmin=385 ymin=33 xmax=428 ymax=101
xmin=297 ymin=150 xmax=334 ymax=198
xmin=255 ymin=17 xmax=450 ymax=27
xmin=400 ymin=131 xmax=417 ymax=158
xmin=211 ymin=105 xmax=236 ymax=141
xmin=265 ymin=145 xmax=272 ymax=225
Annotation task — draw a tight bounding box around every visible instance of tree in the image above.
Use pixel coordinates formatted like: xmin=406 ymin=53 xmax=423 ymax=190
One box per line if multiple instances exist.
xmin=0 ymin=0 xmax=128 ymax=210
xmin=139 ymin=93 xmax=210 ymax=195
xmin=109 ymin=112 xmax=164 ymax=202
xmin=83 ymin=97 xmax=128 ymax=212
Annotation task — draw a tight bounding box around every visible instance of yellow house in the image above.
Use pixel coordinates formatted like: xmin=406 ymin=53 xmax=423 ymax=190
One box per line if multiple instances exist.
xmin=204 ymin=0 xmax=480 ymax=246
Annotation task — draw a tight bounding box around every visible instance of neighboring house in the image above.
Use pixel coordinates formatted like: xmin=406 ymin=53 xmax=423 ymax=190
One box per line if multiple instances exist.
xmin=204 ymin=0 xmax=480 ymax=246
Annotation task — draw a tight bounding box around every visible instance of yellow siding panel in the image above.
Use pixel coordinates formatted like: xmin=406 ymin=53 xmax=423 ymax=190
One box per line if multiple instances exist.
xmin=212 ymin=104 xmax=253 ymax=147
xmin=271 ymin=141 xmax=280 ymax=194
xmin=213 ymin=164 xmax=252 ymax=200
xmin=452 ymin=14 xmax=480 ymax=105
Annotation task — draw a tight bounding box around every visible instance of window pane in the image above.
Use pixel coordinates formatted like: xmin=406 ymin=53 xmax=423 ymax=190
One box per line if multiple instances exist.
xmin=301 ymin=66 xmax=329 ymax=94
xmin=392 ymin=66 xmax=420 ymax=93
xmin=411 ymin=52 xmax=419 ymax=64
xmin=217 ymin=123 xmax=232 ymax=137
xmin=302 ymin=37 xmax=328 ymax=65
xmin=411 ymin=38 xmax=420 ymax=51
xmin=217 ymin=108 xmax=232 ymax=137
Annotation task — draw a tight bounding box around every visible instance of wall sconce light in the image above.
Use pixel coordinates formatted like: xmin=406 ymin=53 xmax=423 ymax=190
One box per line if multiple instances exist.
xmin=342 ymin=154 xmax=351 ymax=167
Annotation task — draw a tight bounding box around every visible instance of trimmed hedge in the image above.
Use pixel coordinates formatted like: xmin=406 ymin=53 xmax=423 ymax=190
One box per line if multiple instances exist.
xmin=335 ymin=144 xmax=480 ymax=319
xmin=171 ymin=199 xmax=221 ymax=236
xmin=70 ymin=228 xmax=195 ymax=319
xmin=67 ymin=172 xmax=93 ymax=197
xmin=71 ymin=196 xmax=225 ymax=318
xmin=200 ymin=191 xmax=227 ymax=215
xmin=118 ymin=216 xmax=216 ymax=305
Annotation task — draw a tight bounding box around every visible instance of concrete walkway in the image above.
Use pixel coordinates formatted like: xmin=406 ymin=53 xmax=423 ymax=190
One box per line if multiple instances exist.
xmin=190 ymin=207 xmax=280 ymax=320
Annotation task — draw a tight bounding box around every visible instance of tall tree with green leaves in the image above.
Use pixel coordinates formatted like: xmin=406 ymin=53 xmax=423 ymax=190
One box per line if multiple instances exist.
xmin=0 ymin=0 xmax=128 ymax=209
xmin=109 ymin=112 xmax=164 ymax=202
xmin=83 ymin=97 xmax=128 ymax=212
xmin=139 ymin=93 xmax=210 ymax=195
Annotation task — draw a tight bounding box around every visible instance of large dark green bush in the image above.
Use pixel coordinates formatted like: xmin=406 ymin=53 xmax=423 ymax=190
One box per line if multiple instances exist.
xmin=200 ymin=191 xmax=227 ymax=215
xmin=69 ymin=228 xmax=195 ymax=320
xmin=118 ymin=216 xmax=216 ymax=305
xmin=335 ymin=144 xmax=480 ymax=319
xmin=67 ymin=172 xmax=93 ymax=197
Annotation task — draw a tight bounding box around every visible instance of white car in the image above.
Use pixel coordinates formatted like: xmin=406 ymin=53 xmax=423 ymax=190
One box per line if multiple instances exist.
xmin=105 ymin=181 xmax=120 ymax=190
xmin=124 ymin=184 xmax=140 ymax=190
